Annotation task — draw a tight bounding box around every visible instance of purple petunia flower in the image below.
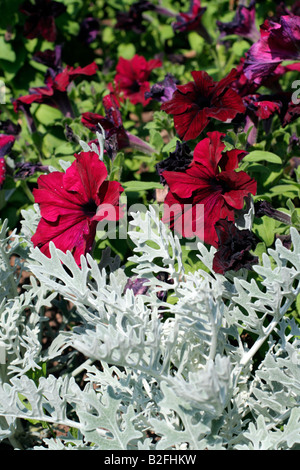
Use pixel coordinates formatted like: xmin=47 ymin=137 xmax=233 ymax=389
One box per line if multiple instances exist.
xmin=145 ymin=74 xmax=178 ymax=103
xmin=156 ymin=141 xmax=193 ymax=185
xmin=116 ymin=0 xmax=156 ymax=34
xmin=78 ymin=17 xmax=100 ymax=44
xmin=243 ymin=15 xmax=300 ymax=84
xmin=212 ymin=218 xmax=258 ymax=275
xmin=14 ymin=162 xmax=49 ymax=179
xmin=217 ymin=0 xmax=259 ymax=42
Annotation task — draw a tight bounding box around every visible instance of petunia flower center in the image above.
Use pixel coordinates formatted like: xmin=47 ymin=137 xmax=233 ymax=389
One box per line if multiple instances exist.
xmin=130 ymin=80 xmax=141 ymax=93
xmin=210 ymin=177 xmax=231 ymax=194
xmin=82 ymin=199 xmax=98 ymax=217
xmin=195 ymin=93 xmax=211 ymax=109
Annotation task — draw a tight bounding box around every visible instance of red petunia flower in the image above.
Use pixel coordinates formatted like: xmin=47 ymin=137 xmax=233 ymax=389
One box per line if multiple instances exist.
xmin=161 ymin=69 xmax=246 ymax=141
xmin=13 ymin=62 xmax=98 ymax=119
xmin=0 ymin=135 xmax=16 ymax=189
xmin=108 ymin=54 xmax=162 ymax=106
xmin=31 ymin=151 xmax=124 ymax=265
xmin=20 ymin=0 xmax=66 ymax=42
xmin=161 ymin=131 xmax=256 ymax=247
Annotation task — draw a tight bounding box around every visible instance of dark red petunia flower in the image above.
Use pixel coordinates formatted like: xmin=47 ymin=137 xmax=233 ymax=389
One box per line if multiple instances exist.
xmin=161 ymin=69 xmax=246 ymax=141
xmin=243 ymin=15 xmax=300 ymax=84
xmin=81 ymin=93 xmax=155 ymax=157
xmin=81 ymin=94 xmax=129 ymax=150
xmin=172 ymin=0 xmax=206 ymax=33
xmin=0 ymin=135 xmax=16 ymax=189
xmin=31 ymin=151 xmax=124 ymax=265
xmin=108 ymin=54 xmax=162 ymax=106
xmin=20 ymin=0 xmax=66 ymax=42
xmin=242 ymin=93 xmax=282 ymax=145
xmin=116 ymin=0 xmax=156 ymax=34
xmin=217 ymin=0 xmax=259 ymax=42
xmin=212 ymin=218 xmax=258 ymax=275
xmin=33 ymin=45 xmax=62 ymax=72
xmin=13 ymin=62 xmax=98 ymax=119
xmin=78 ymin=17 xmax=100 ymax=44
xmin=161 ymin=131 xmax=256 ymax=247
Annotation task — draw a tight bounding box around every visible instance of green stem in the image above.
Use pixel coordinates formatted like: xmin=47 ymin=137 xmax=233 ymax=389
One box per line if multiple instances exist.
xmin=20 ymin=180 xmax=35 ymax=204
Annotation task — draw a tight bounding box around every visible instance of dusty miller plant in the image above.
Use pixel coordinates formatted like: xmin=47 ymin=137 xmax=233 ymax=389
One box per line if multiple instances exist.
xmin=0 ymin=147 xmax=300 ymax=449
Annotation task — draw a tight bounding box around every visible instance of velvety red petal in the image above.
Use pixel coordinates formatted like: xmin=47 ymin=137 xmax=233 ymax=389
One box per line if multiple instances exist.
xmin=81 ymin=112 xmax=112 ymax=132
xmin=31 ymin=214 xmax=97 ymax=266
xmin=161 ymin=87 xmax=196 ymax=115
xmin=94 ymin=180 xmax=124 ymax=221
xmin=63 ymin=151 xmax=108 ymax=201
xmin=193 ymin=131 xmax=225 ymax=173
xmin=174 ymin=108 xmax=209 ymax=140
xmin=219 ymin=148 xmax=247 ymax=171
xmin=191 ymin=70 xmax=215 ymax=95
xmin=218 ymin=171 xmax=257 ymax=209
xmin=33 ymin=172 xmax=85 ymax=222
xmin=162 ymin=169 xmax=205 ymax=198
xmin=0 ymin=135 xmax=15 ymax=158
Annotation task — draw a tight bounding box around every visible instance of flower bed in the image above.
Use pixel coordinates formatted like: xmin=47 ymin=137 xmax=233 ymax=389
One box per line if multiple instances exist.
xmin=0 ymin=0 xmax=300 ymax=451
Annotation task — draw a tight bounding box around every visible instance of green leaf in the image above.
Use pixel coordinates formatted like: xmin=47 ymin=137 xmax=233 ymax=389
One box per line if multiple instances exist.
xmin=0 ymin=37 xmax=16 ymax=62
xmin=253 ymin=216 xmax=276 ymax=247
xmin=244 ymin=151 xmax=282 ymax=164
xmin=123 ymin=181 xmax=163 ymax=191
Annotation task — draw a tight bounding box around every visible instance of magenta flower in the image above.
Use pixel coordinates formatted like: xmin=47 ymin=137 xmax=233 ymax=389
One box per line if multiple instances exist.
xmin=31 ymin=151 xmax=124 ymax=265
xmin=217 ymin=0 xmax=259 ymax=42
xmin=161 ymin=69 xmax=246 ymax=141
xmin=243 ymin=15 xmax=300 ymax=84
xmin=161 ymin=132 xmax=256 ymax=247
xmin=20 ymin=0 xmax=66 ymax=42
xmin=0 ymin=135 xmax=16 ymax=189
xmin=108 ymin=54 xmax=162 ymax=106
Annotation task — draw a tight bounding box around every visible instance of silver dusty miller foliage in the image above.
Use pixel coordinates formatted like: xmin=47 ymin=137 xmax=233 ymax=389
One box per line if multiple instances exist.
xmin=0 ymin=191 xmax=300 ymax=449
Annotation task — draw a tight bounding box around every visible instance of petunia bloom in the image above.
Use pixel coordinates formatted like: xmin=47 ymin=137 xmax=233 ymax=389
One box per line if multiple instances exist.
xmin=108 ymin=54 xmax=162 ymax=106
xmin=20 ymin=0 xmax=66 ymax=42
xmin=13 ymin=62 xmax=98 ymax=120
xmin=242 ymin=93 xmax=282 ymax=145
xmin=156 ymin=140 xmax=193 ymax=185
xmin=115 ymin=0 xmax=156 ymax=34
xmin=31 ymin=151 xmax=124 ymax=265
xmin=243 ymin=15 xmax=300 ymax=84
xmin=145 ymin=74 xmax=178 ymax=103
xmin=78 ymin=17 xmax=100 ymax=44
xmin=81 ymin=93 xmax=155 ymax=157
xmin=161 ymin=131 xmax=256 ymax=247
xmin=161 ymin=69 xmax=245 ymax=141
xmin=172 ymin=0 xmax=206 ymax=33
xmin=217 ymin=0 xmax=259 ymax=42
xmin=0 ymin=135 xmax=16 ymax=188
xmin=212 ymin=218 xmax=258 ymax=275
